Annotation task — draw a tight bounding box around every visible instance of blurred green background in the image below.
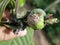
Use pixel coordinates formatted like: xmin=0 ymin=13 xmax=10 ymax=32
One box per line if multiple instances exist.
xmin=28 ymin=0 xmax=60 ymax=45
xmin=0 ymin=0 xmax=60 ymax=45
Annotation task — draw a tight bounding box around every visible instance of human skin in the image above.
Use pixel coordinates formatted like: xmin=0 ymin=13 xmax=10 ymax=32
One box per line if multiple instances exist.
xmin=0 ymin=26 xmax=27 ymax=41
xmin=0 ymin=9 xmax=27 ymax=41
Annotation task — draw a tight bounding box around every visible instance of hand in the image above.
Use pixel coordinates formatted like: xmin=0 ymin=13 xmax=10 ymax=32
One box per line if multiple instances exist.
xmin=0 ymin=26 xmax=27 ymax=41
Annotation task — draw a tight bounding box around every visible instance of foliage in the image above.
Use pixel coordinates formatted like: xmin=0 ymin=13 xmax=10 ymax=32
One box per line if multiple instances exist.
xmin=18 ymin=0 xmax=26 ymax=8
xmin=44 ymin=22 xmax=60 ymax=45
xmin=6 ymin=0 xmax=15 ymax=10
xmin=0 ymin=0 xmax=60 ymax=45
xmin=0 ymin=0 xmax=10 ymax=21
xmin=30 ymin=0 xmax=55 ymax=9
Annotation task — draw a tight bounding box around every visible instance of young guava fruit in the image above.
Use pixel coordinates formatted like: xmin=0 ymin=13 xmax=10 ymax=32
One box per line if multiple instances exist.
xmin=35 ymin=21 xmax=44 ymax=30
xmin=27 ymin=9 xmax=46 ymax=30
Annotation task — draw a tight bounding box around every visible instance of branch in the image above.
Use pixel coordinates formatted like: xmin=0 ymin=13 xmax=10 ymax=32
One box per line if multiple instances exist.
xmin=44 ymin=0 xmax=60 ymax=11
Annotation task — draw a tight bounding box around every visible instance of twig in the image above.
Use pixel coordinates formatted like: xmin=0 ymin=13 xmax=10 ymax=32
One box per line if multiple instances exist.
xmin=44 ymin=0 xmax=60 ymax=11
xmin=15 ymin=0 xmax=18 ymax=16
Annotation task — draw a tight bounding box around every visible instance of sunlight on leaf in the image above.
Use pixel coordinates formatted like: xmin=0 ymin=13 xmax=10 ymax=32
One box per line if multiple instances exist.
xmin=18 ymin=0 xmax=26 ymax=8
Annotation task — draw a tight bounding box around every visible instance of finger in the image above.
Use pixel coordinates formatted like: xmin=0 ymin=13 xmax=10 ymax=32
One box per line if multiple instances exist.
xmin=0 ymin=26 xmax=6 ymax=41
xmin=4 ymin=29 xmax=27 ymax=40
xmin=0 ymin=26 xmax=27 ymax=41
xmin=4 ymin=31 xmax=16 ymax=40
xmin=0 ymin=26 xmax=6 ymax=31
xmin=0 ymin=30 xmax=5 ymax=41
xmin=0 ymin=26 xmax=16 ymax=40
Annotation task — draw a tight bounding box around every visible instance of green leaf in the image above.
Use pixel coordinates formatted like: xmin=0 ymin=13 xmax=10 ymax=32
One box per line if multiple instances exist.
xmin=18 ymin=0 xmax=26 ymax=8
xmin=30 ymin=0 xmax=55 ymax=9
xmin=0 ymin=0 xmax=10 ymax=22
xmin=6 ymin=0 xmax=15 ymax=9
xmin=0 ymin=0 xmax=2 ymax=3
